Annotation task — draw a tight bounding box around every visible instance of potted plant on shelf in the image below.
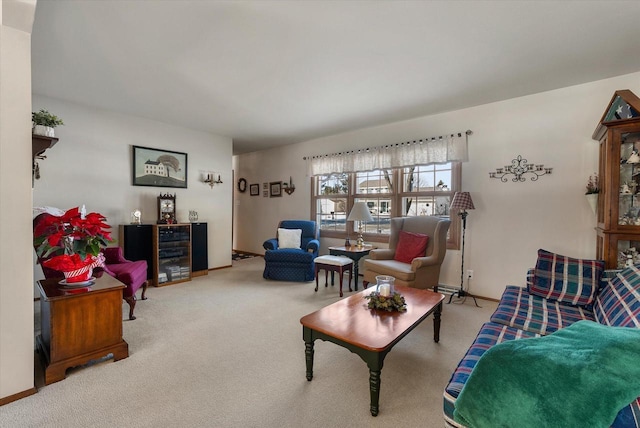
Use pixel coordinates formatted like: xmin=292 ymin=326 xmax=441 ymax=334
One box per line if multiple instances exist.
xmin=34 ymin=206 xmax=112 ymax=284
xmin=585 ymin=173 xmax=600 ymax=215
xmin=32 ymin=109 xmax=64 ymax=137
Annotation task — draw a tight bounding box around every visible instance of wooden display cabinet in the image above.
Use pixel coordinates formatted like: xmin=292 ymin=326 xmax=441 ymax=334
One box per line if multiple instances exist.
xmin=593 ymin=90 xmax=640 ymax=268
xmin=153 ymin=223 xmax=192 ymax=286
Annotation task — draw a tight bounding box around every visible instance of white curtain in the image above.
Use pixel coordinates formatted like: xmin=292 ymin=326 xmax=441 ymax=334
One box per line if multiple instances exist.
xmin=307 ymin=133 xmax=469 ymax=176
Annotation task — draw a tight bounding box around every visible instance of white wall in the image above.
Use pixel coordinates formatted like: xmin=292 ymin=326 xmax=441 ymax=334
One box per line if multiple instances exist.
xmin=234 ymin=71 xmax=640 ymax=299
xmin=32 ymin=95 xmax=233 ymax=273
xmin=0 ymin=0 xmax=37 ymax=401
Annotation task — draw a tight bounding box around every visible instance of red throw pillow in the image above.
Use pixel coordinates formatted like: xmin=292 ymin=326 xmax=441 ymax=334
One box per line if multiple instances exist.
xmin=394 ymin=231 xmax=429 ymax=264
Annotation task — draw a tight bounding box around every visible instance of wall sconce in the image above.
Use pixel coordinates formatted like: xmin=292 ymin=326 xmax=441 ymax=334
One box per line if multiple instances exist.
xmin=282 ymin=176 xmax=295 ymax=195
xmin=489 ymin=155 xmax=552 ymax=183
xmin=203 ymin=172 xmax=223 ymax=188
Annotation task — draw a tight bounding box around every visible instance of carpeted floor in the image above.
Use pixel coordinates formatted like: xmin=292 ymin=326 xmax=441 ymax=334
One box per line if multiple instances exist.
xmin=3 ymin=257 xmax=496 ymax=428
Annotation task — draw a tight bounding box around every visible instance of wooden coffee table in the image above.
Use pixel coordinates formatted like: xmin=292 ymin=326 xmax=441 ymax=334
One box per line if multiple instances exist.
xmin=300 ymin=286 xmax=444 ymax=416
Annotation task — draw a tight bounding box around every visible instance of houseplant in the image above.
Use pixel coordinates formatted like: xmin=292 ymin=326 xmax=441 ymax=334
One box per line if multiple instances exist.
xmin=34 ymin=206 xmax=112 ymax=283
xmin=585 ymin=173 xmax=599 ymax=215
xmin=32 ymin=109 xmax=64 ymax=137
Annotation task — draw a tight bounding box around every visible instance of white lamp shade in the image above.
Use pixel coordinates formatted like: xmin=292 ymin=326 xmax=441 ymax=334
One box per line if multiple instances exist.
xmin=347 ymin=202 xmax=374 ymax=222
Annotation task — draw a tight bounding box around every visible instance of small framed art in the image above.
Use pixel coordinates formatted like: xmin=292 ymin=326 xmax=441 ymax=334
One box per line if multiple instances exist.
xmin=270 ymin=181 xmax=282 ymax=197
xmin=250 ymin=183 xmax=260 ymax=196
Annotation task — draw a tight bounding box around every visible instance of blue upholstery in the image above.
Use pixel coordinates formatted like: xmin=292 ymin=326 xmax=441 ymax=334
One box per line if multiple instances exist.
xmin=263 ymin=220 xmax=319 ymax=282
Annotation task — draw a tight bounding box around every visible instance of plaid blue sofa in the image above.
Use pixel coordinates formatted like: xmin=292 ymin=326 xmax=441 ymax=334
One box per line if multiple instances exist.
xmin=444 ymin=264 xmax=640 ymax=428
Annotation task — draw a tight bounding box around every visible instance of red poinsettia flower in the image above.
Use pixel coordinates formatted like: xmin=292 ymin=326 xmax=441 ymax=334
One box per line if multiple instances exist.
xmin=34 ymin=206 xmax=113 ymax=264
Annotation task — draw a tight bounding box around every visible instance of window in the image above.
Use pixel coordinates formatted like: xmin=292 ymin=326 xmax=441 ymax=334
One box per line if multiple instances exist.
xmin=312 ymin=162 xmax=461 ymax=248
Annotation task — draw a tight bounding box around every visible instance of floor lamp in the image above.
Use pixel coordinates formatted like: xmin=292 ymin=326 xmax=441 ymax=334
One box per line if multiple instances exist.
xmin=449 ymin=192 xmax=479 ymax=306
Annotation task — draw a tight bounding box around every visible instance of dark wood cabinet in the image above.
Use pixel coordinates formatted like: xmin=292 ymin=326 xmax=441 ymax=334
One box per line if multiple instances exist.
xmin=191 ymin=222 xmax=208 ymax=276
xmin=121 ymin=223 xmax=208 ymax=285
xmin=593 ymin=90 xmax=640 ymax=268
xmin=36 ymin=275 xmax=129 ymax=385
xmin=119 ymin=224 xmax=154 ymax=280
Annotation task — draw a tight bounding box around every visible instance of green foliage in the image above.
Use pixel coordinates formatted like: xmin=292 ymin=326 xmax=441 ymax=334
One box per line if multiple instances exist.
xmin=32 ymin=109 xmax=64 ymax=127
xmin=364 ymin=291 xmax=407 ymax=312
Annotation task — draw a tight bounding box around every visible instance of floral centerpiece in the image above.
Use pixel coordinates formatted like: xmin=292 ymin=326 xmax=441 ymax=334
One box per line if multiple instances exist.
xmin=34 ymin=206 xmax=112 ymax=283
xmin=364 ymin=291 xmax=407 ymax=312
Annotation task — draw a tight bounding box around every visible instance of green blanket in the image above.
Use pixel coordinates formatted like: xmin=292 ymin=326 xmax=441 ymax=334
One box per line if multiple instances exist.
xmin=454 ymin=321 xmax=640 ymax=428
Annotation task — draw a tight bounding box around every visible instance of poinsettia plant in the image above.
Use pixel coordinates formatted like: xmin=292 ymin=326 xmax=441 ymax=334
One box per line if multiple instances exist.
xmin=34 ymin=207 xmax=113 ymax=272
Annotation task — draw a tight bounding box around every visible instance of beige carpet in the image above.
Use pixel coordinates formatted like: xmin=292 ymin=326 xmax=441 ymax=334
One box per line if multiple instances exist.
xmin=2 ymin=257 xmax=496 ymax=428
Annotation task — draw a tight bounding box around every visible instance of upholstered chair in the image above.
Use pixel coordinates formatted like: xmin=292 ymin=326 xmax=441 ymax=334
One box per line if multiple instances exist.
xmin=362 ymin=216 xmax=451 ymax=289
xmin=263 ymin=220 xmax=319 ymax=282
xmin=100 ymin=247 xmax=148 ymax=320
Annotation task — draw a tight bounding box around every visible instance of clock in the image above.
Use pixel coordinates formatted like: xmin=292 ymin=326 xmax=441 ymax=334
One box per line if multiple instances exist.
xmin=157 ymin=193 xmax=176 ymax=224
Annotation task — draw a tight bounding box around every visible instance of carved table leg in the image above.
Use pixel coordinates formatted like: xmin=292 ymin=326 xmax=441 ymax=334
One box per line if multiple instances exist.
xmin=303 ymin=327 xmax=315 ymax=381
xmin=369 ymin=369 xmax=381 ymax=416
xmin=433 ymin=301 xmax=442 ymax=343
xmin=305 ymin=341 xmax=314 ymax=381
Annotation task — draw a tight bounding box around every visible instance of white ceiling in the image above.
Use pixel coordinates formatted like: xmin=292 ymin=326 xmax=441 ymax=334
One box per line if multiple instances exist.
xmin=31 ymin=1 xmax=640 ymax=155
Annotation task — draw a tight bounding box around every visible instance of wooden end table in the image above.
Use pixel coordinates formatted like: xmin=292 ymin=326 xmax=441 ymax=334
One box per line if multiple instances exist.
xmin=36 ymin=274 xmax=129 ymax=385
xmin=328 ymin=245 xmax=375 ymax=290
xmin=300 ymin=286 xmax=444 ymax=416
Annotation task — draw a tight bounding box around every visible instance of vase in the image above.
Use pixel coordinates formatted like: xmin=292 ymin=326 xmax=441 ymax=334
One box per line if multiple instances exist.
xmin=375 ymin=275 xmax=395 ymax=297
xmin=62 ymin=266 xmax=94 ymax=284
xmin=33 ymin=125 xmax=55 ymax=137
xmin=586 ymin=193 xmax=598 ymax=215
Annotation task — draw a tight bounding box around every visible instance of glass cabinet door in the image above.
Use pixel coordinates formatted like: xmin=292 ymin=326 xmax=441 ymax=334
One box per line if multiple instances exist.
xmin=618 ymin=131 xmax=640 ymax=226
xmin=618 ymin=238 xmax=640 ymax=269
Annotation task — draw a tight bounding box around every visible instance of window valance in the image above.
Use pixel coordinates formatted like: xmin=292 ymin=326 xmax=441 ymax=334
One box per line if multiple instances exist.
xmin=306 ymin=131 xmax=470 ymax=176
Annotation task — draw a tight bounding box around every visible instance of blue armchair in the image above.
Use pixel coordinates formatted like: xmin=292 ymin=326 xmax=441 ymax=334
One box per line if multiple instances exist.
xmin=263 ymin=220 xmax=319 ymax=282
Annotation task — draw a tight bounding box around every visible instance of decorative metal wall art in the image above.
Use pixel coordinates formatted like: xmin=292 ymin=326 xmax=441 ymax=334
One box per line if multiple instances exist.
xmin=489 ymin=155 xmax=552 ymax=183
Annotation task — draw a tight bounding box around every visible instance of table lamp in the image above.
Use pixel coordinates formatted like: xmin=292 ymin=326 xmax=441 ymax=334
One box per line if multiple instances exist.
xmin=347 ymin=202 xmax=374 ymax=248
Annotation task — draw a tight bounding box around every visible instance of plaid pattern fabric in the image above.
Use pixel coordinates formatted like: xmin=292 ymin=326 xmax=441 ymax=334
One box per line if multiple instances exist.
xmin=443 ymin=322 xmax=539 ymax=426
xmin=446 ymin=267 xmax=639 ymax=428
xmin=528 ymin=268 xmax=619 ymax=293
xmin=450 ymin=192 xmax=475 ymax=211
xmin=593 ymin=265 xmax=640 ymax=328
xmin=612 ymin=397 xmax=640 ymax=428
xmin=530 ymin=249 xmax=604 ymax=307
xmin=490 ymin=286 xmax=595 ymax=335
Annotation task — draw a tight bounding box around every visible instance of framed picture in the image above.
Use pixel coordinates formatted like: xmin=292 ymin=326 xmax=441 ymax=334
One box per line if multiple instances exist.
xmin=263 ymin=182 xmax=268 ymax=190
xmin=263 ymin=190 xmax=268 ymax=197
xmin=270 ymin=181 xmax=282 ymax=197
xmin=250 ymin=183 xmax=260 ymax=196
xmin=132 ymin=145 xmax=187 ymax=188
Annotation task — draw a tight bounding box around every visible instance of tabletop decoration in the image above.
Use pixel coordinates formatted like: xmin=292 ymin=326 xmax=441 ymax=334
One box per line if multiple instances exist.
xmin=34 ymin=205 xmax=112 ymax=283
xmin=365 ymin=291 xmax=407 ymax=312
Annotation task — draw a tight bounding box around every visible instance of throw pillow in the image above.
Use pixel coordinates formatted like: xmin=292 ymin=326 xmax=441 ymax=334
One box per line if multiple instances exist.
xmin=277 ymin=228 xmax=302 ymax=249
xmin=593 ymin=264 xmax=640 ymax=327
xmin=531 ymin=249 xmax=604 ymax=307
xmin=394 ymin=230 xmax=429 ymax=264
